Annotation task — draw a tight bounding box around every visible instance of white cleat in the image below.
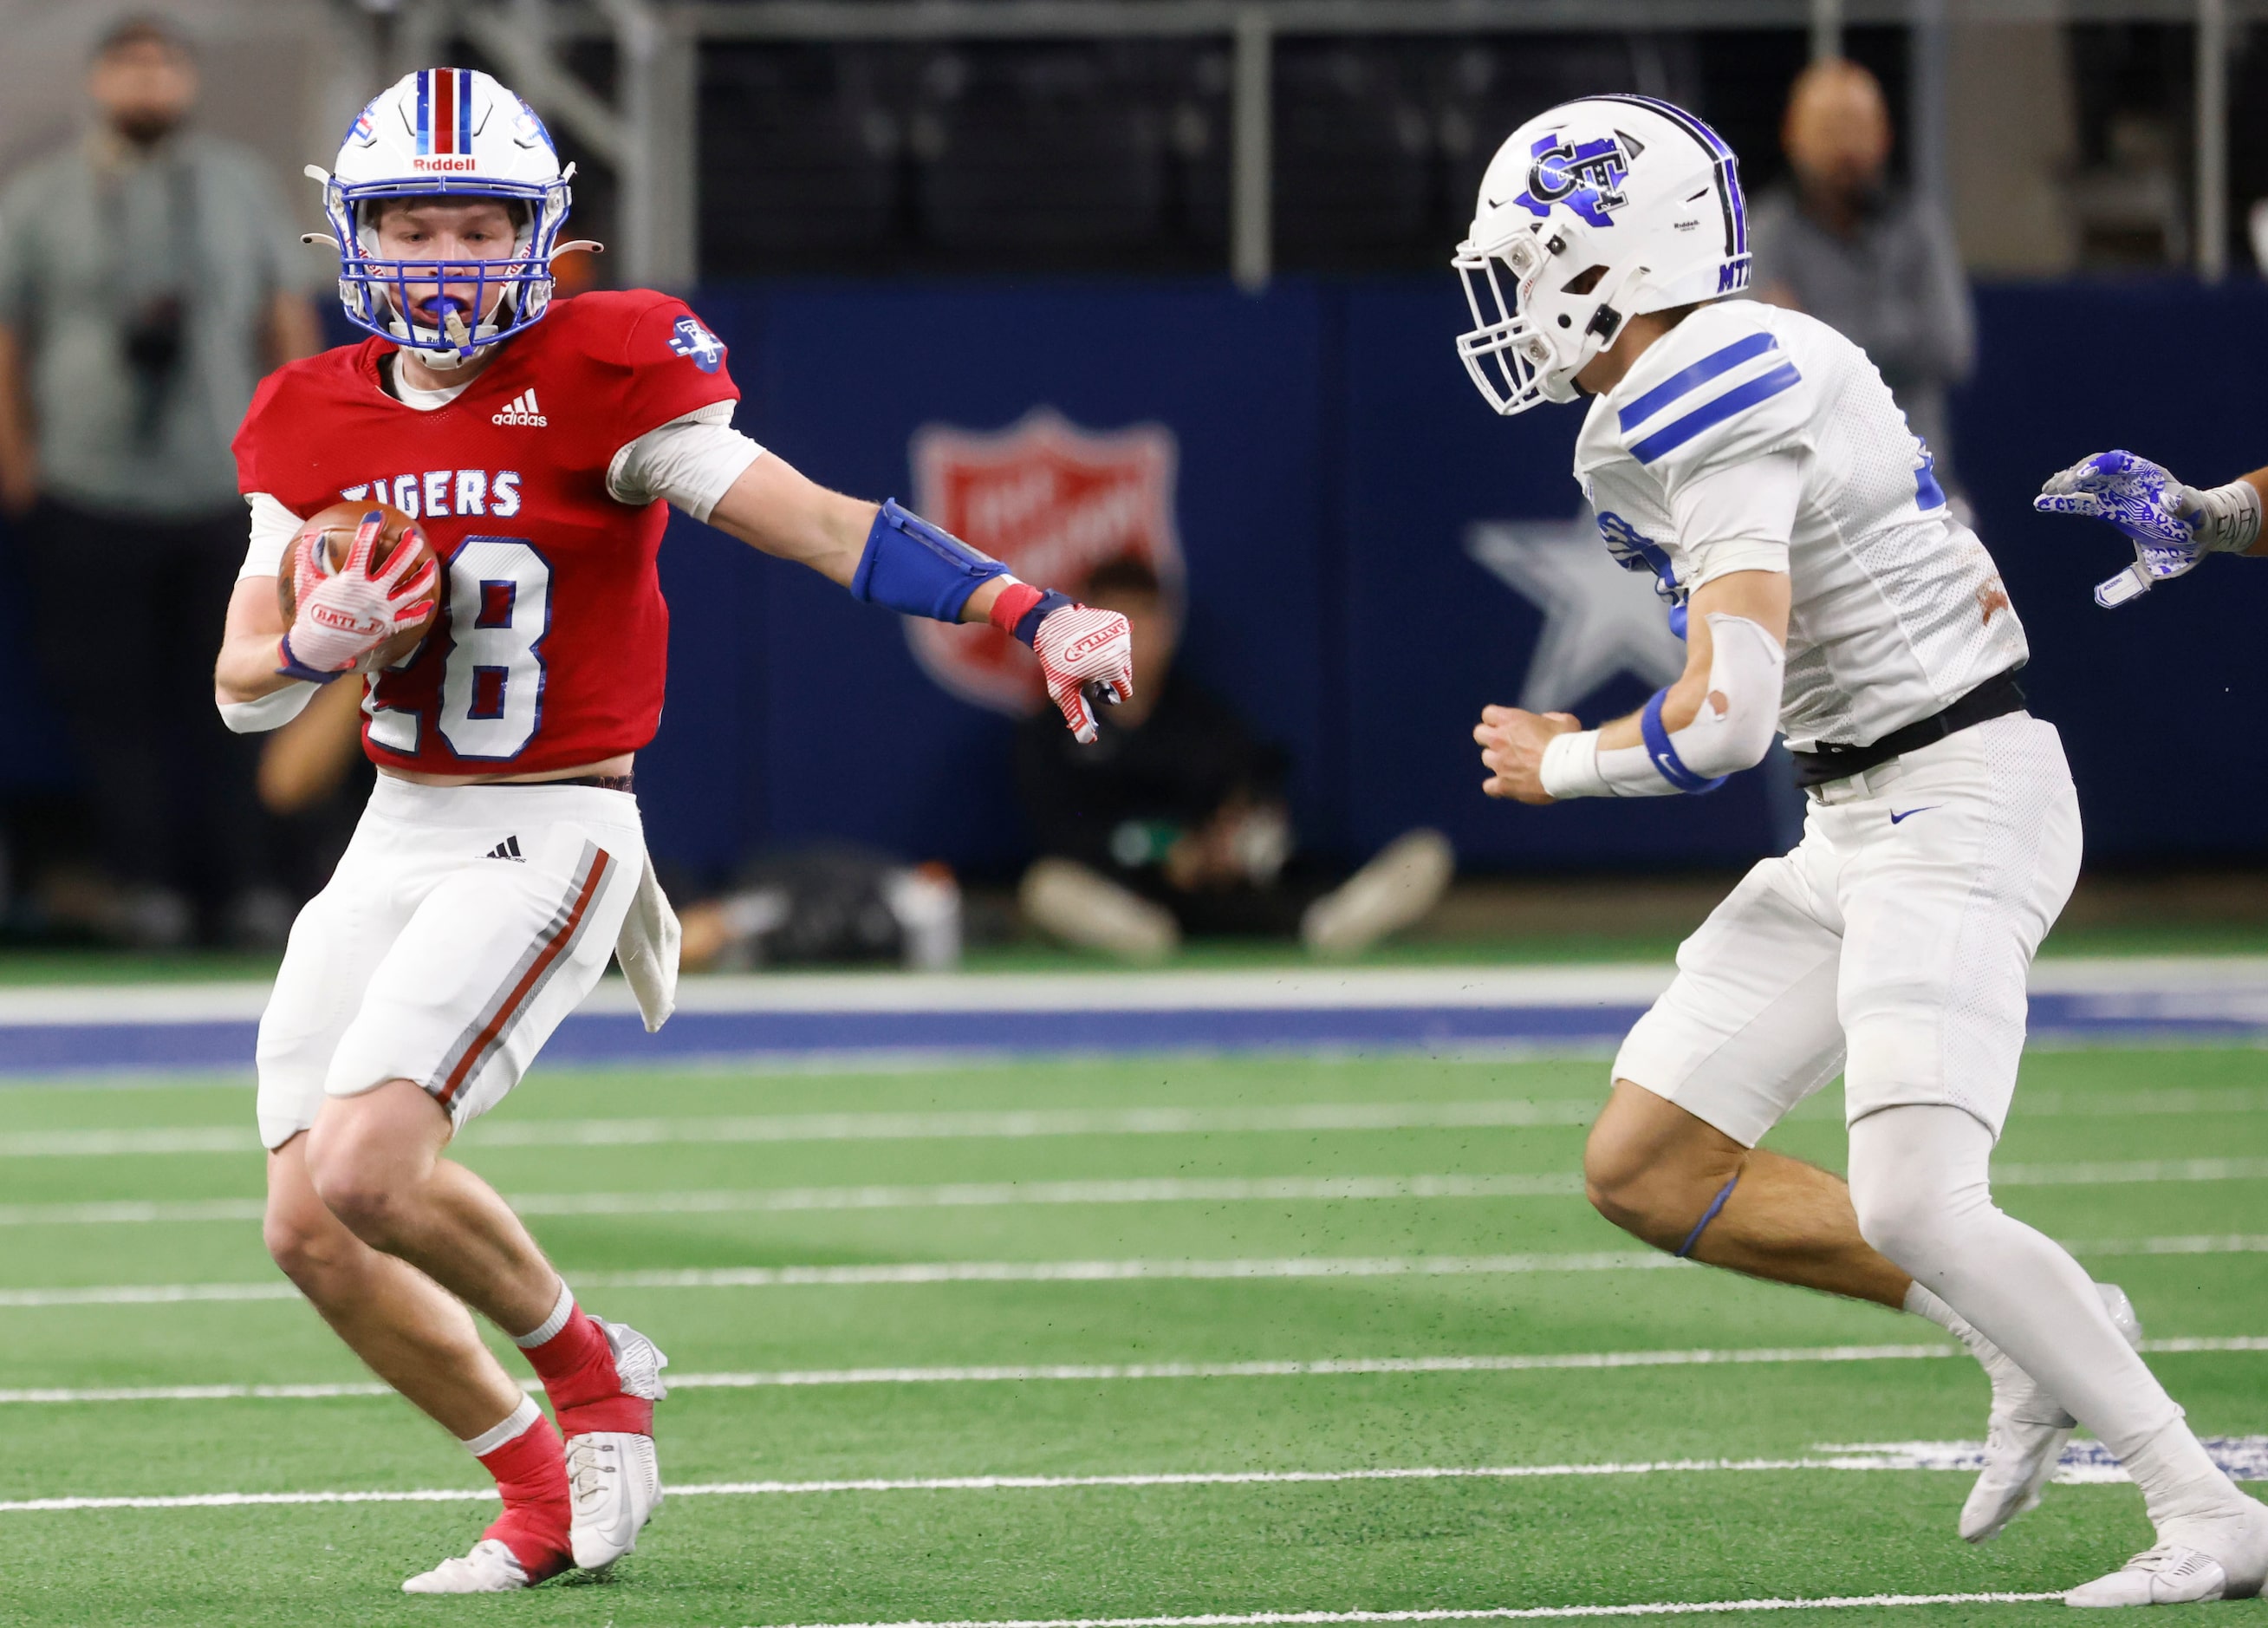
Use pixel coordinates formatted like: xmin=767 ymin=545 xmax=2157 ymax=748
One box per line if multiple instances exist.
xmin=1962 ymin=1282 xmax=2144 ymax=1543
xmin=2066 ymin=1547 xmax=2230 ymax=1607
xmin=2073 ymin=1498 xmax=2268 ymax=1605
xmin=401 ymin=1537 xmax=531 ymax=1594
xmin=566 ymin=1318 xmax=670 ymax=1571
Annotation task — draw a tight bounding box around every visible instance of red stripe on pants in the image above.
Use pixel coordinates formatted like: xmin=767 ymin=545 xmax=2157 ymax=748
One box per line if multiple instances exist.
xmin=435 ymin=849 xmax=610 ymax=1109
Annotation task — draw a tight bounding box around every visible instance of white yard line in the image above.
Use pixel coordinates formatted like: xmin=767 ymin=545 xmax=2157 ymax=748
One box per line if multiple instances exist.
xmin=20 ymin=1077 xmax=2268 ymax=1161
xmin=4 ymin=1334 xmax=2261 ymax=1406
xmin=0 ymin=1460 xmax=2084 ymax=1515
xmin=0 ymin=1175 xmax=1591 ymax=1227
xmin=1998 ymin=1156 xmax=2268 ymax=1185
xmin=0 ymin=1256 xmax=1674 ymax=1307
xmin=2 ymin=954 xmax=2262 ymax=1027
xmin=725 ymin=1597 xmax=2065 ymax=1627
xmin=13 ymin=1436 xmax=2268 ymax=1515
xmin=0 ymin=967 xmax=1680 ymax=1028
xmin=1 ymin=1236 xmax=2261 ymax=1308
xmin=0 ymin=1103 xmax=1605 ymax=1159
xmin=15 ymin=1146 xmax=2268 ymax=1227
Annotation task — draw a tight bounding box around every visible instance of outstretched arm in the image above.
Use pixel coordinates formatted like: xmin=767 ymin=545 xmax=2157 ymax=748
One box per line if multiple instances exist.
xmin=703 ymin=450 xmax=1013 ymax=622
xmin=2035 ymin=451 xmax=2268 ymax=607
xmin=699 ymin=448 xmax=1133 ymax=743
xmin=1475 ymin=569 xmax=1791 ymax=805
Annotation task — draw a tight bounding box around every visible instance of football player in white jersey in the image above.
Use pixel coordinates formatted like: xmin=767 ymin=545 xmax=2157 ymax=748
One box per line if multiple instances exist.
xmin=1458 ymin=96 xmax=2268 ymax=1607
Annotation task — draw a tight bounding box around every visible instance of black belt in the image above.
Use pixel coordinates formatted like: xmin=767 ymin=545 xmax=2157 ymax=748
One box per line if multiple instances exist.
xmin=1789 ymin=669 xmax=2028 ymax=788
xmin=497 ymin=773 xmax=635 ymax=794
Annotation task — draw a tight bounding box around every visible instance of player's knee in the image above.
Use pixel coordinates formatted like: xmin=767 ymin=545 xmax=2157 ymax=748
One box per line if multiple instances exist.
xmin=1580 ymin=1144 xmax=1651 ymax=1235
xmin=1582 ymin=1112 xmax=1730 ymax=1247
xmin=263 ymin=1192 xmax=358 ymax=1288
xmin=307 ymin=1162 xmax=405 ymax=1247
xmin=304 ymin=1128 xmax=407 ymax=1248
xmin=1848 ymin=1178 xmax=1954 ymax=1273
xmin=303 ymin=1079 xmax=442 ymax=1245
xmin=1582 ymin=1136 xmax=1688 ymax=1244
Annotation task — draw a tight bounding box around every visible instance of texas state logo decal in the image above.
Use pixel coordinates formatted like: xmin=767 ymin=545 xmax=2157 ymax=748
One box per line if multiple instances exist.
xmin=907 ymin=407 xmax=1183 ymax=715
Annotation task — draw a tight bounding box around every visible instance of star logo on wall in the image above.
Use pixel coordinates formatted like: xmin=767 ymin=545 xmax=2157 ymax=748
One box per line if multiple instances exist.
xmin=1465 ymin=511 xmax=1686 ymax=713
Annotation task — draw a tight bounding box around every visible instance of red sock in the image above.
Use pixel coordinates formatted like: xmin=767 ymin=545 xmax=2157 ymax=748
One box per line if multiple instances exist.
xmin=518 ymin=1291 xmax=650 ymax=1437
xmin=473 ymin=1402 xmax=572 ymax=1581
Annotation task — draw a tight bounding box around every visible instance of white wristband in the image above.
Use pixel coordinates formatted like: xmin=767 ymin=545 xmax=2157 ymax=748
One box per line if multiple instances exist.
xmin=1538 ymin=728 xmax=1610 ymax=800
xmin=2193 ymin=479 xmax=2262 ymax=554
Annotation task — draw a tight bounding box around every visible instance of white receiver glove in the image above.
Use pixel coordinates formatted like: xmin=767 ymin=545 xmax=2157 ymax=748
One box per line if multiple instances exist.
xmin=278 ymin=515 xmax=438 ymax=681
xmin=1032 ymin=603 xmax=1134 ymax=745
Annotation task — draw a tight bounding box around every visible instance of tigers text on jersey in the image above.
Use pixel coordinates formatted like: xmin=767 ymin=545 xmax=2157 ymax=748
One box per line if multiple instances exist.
xmin=1575 ymin=302 xmax=2026 ymax=752
xmin=232 ymin=290 xmax=738 ymax=774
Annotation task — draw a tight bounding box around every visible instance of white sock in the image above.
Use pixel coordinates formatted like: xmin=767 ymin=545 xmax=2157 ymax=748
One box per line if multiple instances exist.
xmin=460 ymin=1392 xmax=542 ymax=1456
xmin=1849 ymin=1104 xmax=2243 ymax=1521
xmin=513 ymin=1280 xmax=573 ymax=1349
xmin=2123 ymin=1416 xmax=2254 ymax=1531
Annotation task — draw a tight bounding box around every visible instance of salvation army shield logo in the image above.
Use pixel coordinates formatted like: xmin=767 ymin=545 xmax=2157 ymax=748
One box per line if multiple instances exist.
xmin=907 ymin=408 xmax=1183 ymax=714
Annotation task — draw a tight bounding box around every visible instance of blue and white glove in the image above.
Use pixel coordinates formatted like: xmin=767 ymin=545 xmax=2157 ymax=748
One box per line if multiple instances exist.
xmin=2033 ymin=449 xmax=2260 ymax=609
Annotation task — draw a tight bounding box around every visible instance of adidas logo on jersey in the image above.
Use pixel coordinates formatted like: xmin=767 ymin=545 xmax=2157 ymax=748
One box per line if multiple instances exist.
xmin=485 ymin=835 xmax=525 ymax=862
xmin=491 ymin=389 xmax=547 ymax=427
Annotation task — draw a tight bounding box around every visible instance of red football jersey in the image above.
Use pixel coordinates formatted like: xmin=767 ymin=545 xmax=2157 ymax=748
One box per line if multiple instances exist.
xmin=233 ymin=290 xmax=738 ymax=775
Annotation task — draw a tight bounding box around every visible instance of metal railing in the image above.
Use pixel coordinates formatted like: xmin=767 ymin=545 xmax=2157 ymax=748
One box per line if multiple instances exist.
xmin=379 ymin=0 xmax=2259 ymax=287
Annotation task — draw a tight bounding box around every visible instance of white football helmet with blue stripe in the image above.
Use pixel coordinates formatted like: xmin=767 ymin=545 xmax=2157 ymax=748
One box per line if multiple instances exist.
xmin=309 ymin=68 xmax=585 ymax=369
xmin=1453 ymin=96 xmax=1750 ymax=415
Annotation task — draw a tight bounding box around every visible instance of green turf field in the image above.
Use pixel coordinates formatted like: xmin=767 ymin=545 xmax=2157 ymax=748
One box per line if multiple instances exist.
xmin=0 ymin=1045 xmax=2261 ymax=1627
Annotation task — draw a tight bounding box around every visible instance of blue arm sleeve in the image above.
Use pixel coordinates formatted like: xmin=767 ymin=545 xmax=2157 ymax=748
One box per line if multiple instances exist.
xmin=850 ymin=498 xmax=1011 ymax=622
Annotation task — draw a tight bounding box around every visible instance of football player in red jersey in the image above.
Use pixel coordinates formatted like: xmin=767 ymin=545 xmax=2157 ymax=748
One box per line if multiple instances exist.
xmin=211 ymin=68 xmax=1131 ymax=1595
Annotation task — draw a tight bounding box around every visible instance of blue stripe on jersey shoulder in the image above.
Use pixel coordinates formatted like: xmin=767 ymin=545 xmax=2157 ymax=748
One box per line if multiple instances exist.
xmin=1617 ymin=332 xmax=1779 ymax=433
xmin=1628 ymin=361 xmax=1803 ymax=466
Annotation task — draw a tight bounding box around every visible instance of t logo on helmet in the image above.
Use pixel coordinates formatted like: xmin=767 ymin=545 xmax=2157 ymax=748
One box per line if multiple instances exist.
xmin=1514 ymin=132 xmax=1640 ymax=227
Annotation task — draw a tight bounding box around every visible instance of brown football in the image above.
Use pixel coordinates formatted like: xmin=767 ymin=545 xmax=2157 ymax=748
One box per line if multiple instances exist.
xmin=276 ymin=500 xmax=443 ymax=672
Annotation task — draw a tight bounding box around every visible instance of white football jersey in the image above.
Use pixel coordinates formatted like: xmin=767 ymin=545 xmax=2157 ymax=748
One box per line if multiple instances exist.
xmin=1575 ymin=301 xmax=2026 ymax=752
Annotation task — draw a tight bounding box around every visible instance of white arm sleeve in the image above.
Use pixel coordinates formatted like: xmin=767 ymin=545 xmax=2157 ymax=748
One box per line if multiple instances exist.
xmin=239 ymin=492 xmax=304 ymax=580
xmin=608 ymin=401 xmax=767 ymax=523
xmin=218 ymin=683 xmax=317 ymax=734
xmin=1672 ymin=452 xmax=1800 ymax=586
xmin=224 ymin=492 xmax=316 ymax=731
xmin=1540 ymin=613 xmax=1786 ymax=798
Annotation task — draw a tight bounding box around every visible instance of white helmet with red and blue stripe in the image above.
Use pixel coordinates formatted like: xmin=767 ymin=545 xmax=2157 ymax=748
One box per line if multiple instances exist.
xmin=310 ymin=68 xmax=580 ymax=368
xmin=1453 ymin=95 xmax=1750 ymax=415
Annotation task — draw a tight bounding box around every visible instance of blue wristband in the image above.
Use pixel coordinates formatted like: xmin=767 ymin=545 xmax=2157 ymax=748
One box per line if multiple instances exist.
xmin=1639 ymin=687 xmax=1725 ymax=795
xmin=850 ymin=498 xmax=1010 ymax=622
xmin=1011 ymin=589 xmax=1073 ymax=647
xmin=276 ymin=632 xmax=343 ymax=686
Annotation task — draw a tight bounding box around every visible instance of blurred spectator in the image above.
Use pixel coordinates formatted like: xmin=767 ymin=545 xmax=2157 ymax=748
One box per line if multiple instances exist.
xmin=679 ymin=846 xmax=962 ymax=973
xmin=1015 ymin=556 xmax=1452 ymax=962
xmin=1751 ymin=58 xmax=1974 ymax=481
xmin=0 ymin=16 xmax=321 ymax=947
